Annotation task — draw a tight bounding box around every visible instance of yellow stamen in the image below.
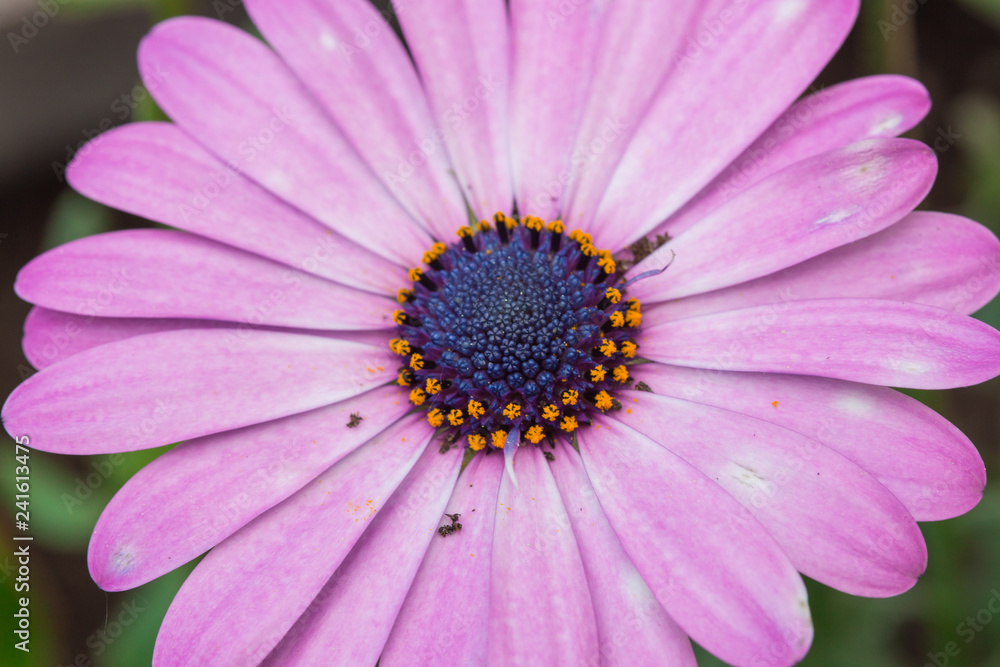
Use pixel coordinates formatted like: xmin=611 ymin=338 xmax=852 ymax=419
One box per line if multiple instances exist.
xmin=389 ymin=339 xmax=411 ymax=355
xmin=579 ymin=242 xmax=598 ymax=257
xmin=613 ymin=365 xmax=629 ymax=383
xmin=397 ymin=289 xmax=414 ymax=304
xmin=392 ymin=310 xmax=407 ymax=325
xmin=468 ymin=433 xmax=486 ymax=451
xmin=456 ymin=226 xmax=473 ymax=238
xmin=525 ymin=425 xmax=545 ymax=444
xmin=621 ymin=341 xmax=637 ymax=359
xmin=409 ymin=387 xmax=426 ymax=406
xmin=408 ymin=267 xmax=423 ymax=282
xmin=569 ymin=230 xmax=593 ymax=245
xmin=478 ymin=219 xmax=492 ymax=232
xmin=561 ymin=390 xmax=579 ymax=406
xmin=396 ymin=370 xmax=412 ymax=387
xmin=524 ymin=216 xmax=543 ymax=232
xmin=467 ymin=400 xmax=485 ymax=419
xmin=560 ymin=415 xmax=579 ymax=432
xmin=427 ymin=409 xmax=444 ymax=428
xmin=425 ymin=378 xmax=441 ymax=395
xmin=628 ymin=298 xmax=641 ymax=311
xmin=609 ymin=311 xmax=625 ymax=328
xmin=447 ymin=409 xmax=464 ymax=426
xmin=625 ymin=309 xmax=642 ymax=327
xmin=503 ymin=403 xmax=521 ymax=420
xmin=494 ymin=211 xmax=517 ymax=230
xmin=542 ymin=404 xmax=560 ymax=421
xmin=594 ymin=391 xmax=614 ymax=411
xmin=590 ymin=365 xmax=607 ymax=382
xmin=409 ymin=353 xmax=425 ymax=370
xmin=547 ymin=219 xmax=565 ymax=234
xmin=605 ymin=287 xmax=622 ymax=304
xmin=598 ymin=339 xmax=617 ymax=356
xmin=599 ymin=257 xmax=617 ymax=274
xmin=492 ymin=429 xmax=508 ymax=449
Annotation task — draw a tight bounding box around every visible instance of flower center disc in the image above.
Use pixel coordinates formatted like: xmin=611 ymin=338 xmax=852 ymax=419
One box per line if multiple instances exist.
xmin=391 ymin=213 xmax=642 ymax=451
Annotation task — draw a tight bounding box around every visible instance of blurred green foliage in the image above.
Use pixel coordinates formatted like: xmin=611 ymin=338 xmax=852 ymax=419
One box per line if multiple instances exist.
xmin=39 ymin=191 xmax=114 ymax=253
xmin=61 ymin=0 xmax=194 ymax=20
xmin=959 ymin=0 xmax=1000 ymax=30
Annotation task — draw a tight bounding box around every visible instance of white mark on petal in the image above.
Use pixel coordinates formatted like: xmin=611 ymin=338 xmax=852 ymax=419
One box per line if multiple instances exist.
xmin=895 ymin=359 xmax=933 ymax=375
xmin=503 ymin=429 xmax=520 ymax=489
xmin=775 ymin=0 xmax=808 ymax=23
xmin=870 ymin=113 xmax=903 ymax=136
xmin=320 ymin=32 xmax=337 ymax=51
xmin=834 ymin=393 xmax=875 ymax=417
xmin=728 ymin=461 xmax=771 ymax=494
xmin=620 ymin=567 xmax=660 ymax=611
xmin=815 ymin=207 xmax=857 ymax=226
xmin=265 ymin=170 xmax=293 ymax=193
xmin=110 ymin=545 xmax=137 ymax=574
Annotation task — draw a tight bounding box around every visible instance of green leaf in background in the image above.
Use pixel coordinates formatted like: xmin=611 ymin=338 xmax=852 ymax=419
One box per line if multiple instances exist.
xmin=0 ymin=444 xmax=176 ymax=555
xmin=58 ymin=0 xmax=152 ymax=14
xmin=0 ymin=516 xmax=58 ymax=667
xmin=40 ymin=190 xmax=114 ymax=252
xmin=0 ymin=450 xmax=102 ymax=552
xmin=958 ymin=0 xmax=1000 ymax=30
xmin=0 ymin=437 xmax=183 ymax=667
xmin=131 ymin=91 xmax=170 ymax=123
xmin=91 ymin=562 xmax=196 ymax=667
xmin=60 ymin=0 xmax=196 ymax=20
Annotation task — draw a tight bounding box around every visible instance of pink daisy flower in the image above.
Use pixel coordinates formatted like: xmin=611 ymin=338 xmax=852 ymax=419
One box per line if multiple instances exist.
xmin=6 ymin=0 xmax=1000 ymax=665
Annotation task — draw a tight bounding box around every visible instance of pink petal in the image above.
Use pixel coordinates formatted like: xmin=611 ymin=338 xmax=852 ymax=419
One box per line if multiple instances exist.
xmin=244 ymin=0 xmax=467 ymax=240
xmin=640 ymin=298 xmax=1000 ymax=389
xmin=2 ymin=328 xmax=395 ymax=454
xmin=507 ymin=0 xmax=610 ymax=219
xmin=262 ymin=437 xmax=463 ymax=666
xmin=548 ymin=443 xmax=697 ymax=665
xmin=660 ymin=75 xmax=931 ymax=238
xmin=22 ymin=307 xmax=229 ymax=371
xmin=629 ymin=138 xmax=937 ymax=303
xmin=22 ymin=308 xmax=393 ymax=371
xmin=614 ymin=392 xmax=927 ymax=597
xmin=395 ymin=0 xmax=512 ymax=219
xmin=591 ymin=0 xmax=860 ymax=249
xmin=66 ymin=122 xmax=406 ymax=294
xmin=651 ymin=212 xmax=1000 ymax=321
xmin=631 ymin=363 xmax=986 ymax=522
xmin=151 ymin=417 xmax=431 ymax=667
xmin=578 ymin=420 xmax=812 ymax=666
xmin=559 ymin=0 xmax=703 ymax=229
xmin=488 ymin=445 xmax=599 ymax=665
xmin=380 ymin=451 xmax=504 ymax=666
xmin=89 ymin=386 xmax=410 ymax=591
xmin=15 ymin=230 xmax=394 ymax=330
xmin=137 ymin=17 xmax=431 ymax=264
